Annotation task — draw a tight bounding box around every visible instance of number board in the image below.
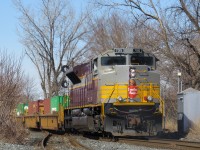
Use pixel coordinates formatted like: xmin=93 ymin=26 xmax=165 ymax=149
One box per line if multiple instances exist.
xmin=133 ymin=49 xmax=142 ymax=53
xmin=114 ymin=48 xmax=124 ymax=53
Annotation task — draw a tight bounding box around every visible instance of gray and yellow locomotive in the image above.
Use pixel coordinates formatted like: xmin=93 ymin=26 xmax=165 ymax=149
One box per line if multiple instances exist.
xmin=63 ymin=48 xmax=164 ymax=136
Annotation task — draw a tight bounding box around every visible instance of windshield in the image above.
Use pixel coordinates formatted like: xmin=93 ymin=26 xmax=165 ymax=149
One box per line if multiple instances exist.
xmin=131 ymin=56 xmax=153 ymax=66
xmin=101 ymin=56 xmax=126 ymax=66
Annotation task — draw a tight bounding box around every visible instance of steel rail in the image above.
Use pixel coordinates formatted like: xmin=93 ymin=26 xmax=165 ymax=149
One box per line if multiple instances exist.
xmin=68 ymin=135 xmax=91 ymax=150
xmin=117 ymin=138 xmax=200 ymax=150
xmin=41 ymin=131 xmax=52 ymax=150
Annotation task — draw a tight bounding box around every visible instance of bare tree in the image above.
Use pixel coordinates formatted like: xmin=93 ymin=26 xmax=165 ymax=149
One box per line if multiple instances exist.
xmin=22 ymin=75 xmax=37 ymax=101
xmin=169 ymin=0 xmax=200 ymax=89
xmin=95 ymin=0 xmax=200 ymax=90
xmin=15 ymin=0 xmax=88 ymax=98
xmin=0 ymin=50 xmax=26 ymax=142
xmin=86 ymin=12 xmax=135 ymax=56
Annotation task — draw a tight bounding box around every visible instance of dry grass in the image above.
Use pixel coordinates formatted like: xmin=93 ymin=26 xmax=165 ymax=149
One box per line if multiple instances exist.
xmin=185 ymin=122 xmax=200 ymax=142
xmin=164 ymin=118 xmax=177 ymax=132
xmin=0 ymin=51 xmax=28 ymax=144
xmin=0 ymin=117 xmax=28 ymax=144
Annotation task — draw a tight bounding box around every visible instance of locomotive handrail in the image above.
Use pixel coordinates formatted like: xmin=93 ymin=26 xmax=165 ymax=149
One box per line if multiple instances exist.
xmin=100 ymin=83 xmax=164 ymax=115
xmin=135 ymin=70 xmax=148 ymax=73
xmin=134 ymin=78 xmax=147 ymax=81
xmin=139 ymin=83 xmax=164 ymax=116
xmin=152 ymin=91 xmax=165 ymax=116
xmin=137 ymin=83 xmax=165 ymax=115
xmin=101 ymin=85 xmax=116 ymax=119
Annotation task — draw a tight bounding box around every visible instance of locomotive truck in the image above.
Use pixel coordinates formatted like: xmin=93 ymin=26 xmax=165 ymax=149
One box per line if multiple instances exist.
xmin=17 ymin=48 xmax=164 ymax=136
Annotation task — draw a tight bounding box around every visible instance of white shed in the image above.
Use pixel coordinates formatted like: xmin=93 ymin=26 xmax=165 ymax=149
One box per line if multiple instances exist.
xmin=177 ymin=88 xmax=200 ymax=133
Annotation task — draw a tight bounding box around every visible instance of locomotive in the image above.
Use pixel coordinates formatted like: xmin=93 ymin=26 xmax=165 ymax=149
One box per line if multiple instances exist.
xmin=17 ymin=48 xmax=164 ymax=136
xmin=62 ymin=48 xmax=164 ymax=136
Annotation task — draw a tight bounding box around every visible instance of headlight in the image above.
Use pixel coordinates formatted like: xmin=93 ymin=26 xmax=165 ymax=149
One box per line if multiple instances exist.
xmin=129 ymin=68 xmax=136 ymax=78
xmin=117 ymin=96 xmax=124 ymax=102
xmin=147 ymin=96 xmax=153 ymax=101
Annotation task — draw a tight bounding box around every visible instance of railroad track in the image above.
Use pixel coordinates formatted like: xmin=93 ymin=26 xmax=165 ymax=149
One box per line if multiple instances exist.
xmin=32 ymin=130 xmax=200 ymax=150
xmin=68 ymin=135 xmax=91 ymax=150
xmin=41 ymin=132 xmax=90 ymax=150
xmin=41 ymin=131 xmax=52 ymax=150
xmin=117 ymin=137 xmax=200 ymax=150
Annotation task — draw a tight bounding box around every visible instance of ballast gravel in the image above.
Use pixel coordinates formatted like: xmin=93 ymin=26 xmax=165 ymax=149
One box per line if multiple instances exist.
xmin=0 ymin=142 xmax=35 ymax=150
xmin=0 ymin=140 xmax=168 ymax=150
xmin=77 ymin=137 xmax=168 ymax=150
xmin=0 ymin=133 xmax=171 ymax=150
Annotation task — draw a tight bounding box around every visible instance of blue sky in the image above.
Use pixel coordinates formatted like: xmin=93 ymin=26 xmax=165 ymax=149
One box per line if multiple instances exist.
xmin=0 ymin=0 xmax=88 ymax=95
xmin=0 ymin=1 xmax=34 ymax=76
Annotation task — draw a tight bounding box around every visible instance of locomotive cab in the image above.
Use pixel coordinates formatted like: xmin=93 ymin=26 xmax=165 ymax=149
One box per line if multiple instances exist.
xmin=99 ymin=48 xmax=158 ymax=70
xmin=98 ymin=48 xmax=162 ymax=103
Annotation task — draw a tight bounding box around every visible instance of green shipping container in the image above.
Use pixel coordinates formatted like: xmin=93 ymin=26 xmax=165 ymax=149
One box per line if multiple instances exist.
xmin=50 ymin=96 xmax=63 ymax=113
xmin=50 ymin=96 xmax=70 ymax=113
xmin=17 ymin=103 xmax=24 ymax=116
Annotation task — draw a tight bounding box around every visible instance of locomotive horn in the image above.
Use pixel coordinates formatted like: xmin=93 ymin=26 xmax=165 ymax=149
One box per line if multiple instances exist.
xmin=61 ymin=80 xmax=69 ymax=88
xmin=61 ymin=65 xmax=69 ymax=73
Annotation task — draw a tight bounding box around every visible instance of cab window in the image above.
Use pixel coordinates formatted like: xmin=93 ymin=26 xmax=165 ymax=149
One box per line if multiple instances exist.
xmin=131 ymin=56 xmax=153 ymax=66
xmin=93 ymin=58 xmax=98 ymax=74
xmin=101 ymin=56 xmax=126 ymax=66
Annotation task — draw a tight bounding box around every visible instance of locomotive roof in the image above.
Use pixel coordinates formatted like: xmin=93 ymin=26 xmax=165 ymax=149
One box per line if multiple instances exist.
xmin=100 ymin=48 xmax=159 ymax=61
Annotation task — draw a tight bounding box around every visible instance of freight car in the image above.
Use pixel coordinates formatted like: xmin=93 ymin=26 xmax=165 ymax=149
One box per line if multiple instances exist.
xmin=17 ymin=48 xmax=164 ymax=137
xmin=16 ymin=96 xmax=70 ymax=130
